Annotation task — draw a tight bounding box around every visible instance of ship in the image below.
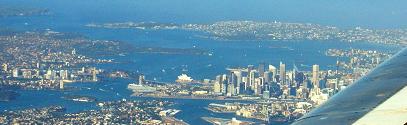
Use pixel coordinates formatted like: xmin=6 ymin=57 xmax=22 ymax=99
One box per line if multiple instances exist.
xmin=127 ymin=83 xmax=156 ymax=93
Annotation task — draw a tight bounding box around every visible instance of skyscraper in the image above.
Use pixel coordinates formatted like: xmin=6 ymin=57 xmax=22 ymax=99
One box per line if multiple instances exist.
xmin=221 ymin=74 xmax=228 ymax=94
xmin=214 ymin=75 xmax=222 ymax=93
xmin=234 ymin=70 xmax=242 ymax=94
xmin=228 ymin=72 xmax=237 ymax=95
xmin=279 ymin=62 xmax=286 ymax=85
xmin=264 ymin=71 xmax=271 ymax=84
xmin=312 ymin=64 xmax=320 ymax=88
xmin=258 ymin=62 xmax=265 ymax=76
xmin=268 ymin=65 xmax=277 ymax=82
xmin=249 ymin=70 xmax=256 ymax=90
xmin=254 ymin=77 xmax=264 ymax=95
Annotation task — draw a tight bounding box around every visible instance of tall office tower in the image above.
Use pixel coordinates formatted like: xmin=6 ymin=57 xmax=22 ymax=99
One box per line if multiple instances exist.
xmin=242 ymin=76 xmax=248 ymax=92
xmin=214 ymin=75 xmax=222 ymax=93
xmin=249 ymin=70 xmax=256 ymax=90
xmin=138 ymin=74 xmax=145 ymax=85
xmin=92 ymin=67 xmax=97 ymax=82
xmin=279 ymin=62 xmax=286 ymax=85
xmin=295 ymin=72 xmax=305 ymax=88
xmin=258 ymin=63 xmax=265 ymax=76
xmin=12 ymin=68 xmax=19 ymax=78
xmin=229 ymin=72 xmax=238 ymax=95
xmin=234 ymin=70 xmax=242 ymax=94
xmin=264 ymin=71 xmax=271 ymax=84
xmin=268 ymin=65 xmax=277 ymax=82
xmin=221 ymin=74 xmax=228 ymax=94
xmin=254 ymin=77 xmax=264 ymax=95
xmin=59 ymin=80 xmax=64 ymax=89
xmin=312 ymin=64 xmax=320 ymax=88
xmin=2 ymin=63 xmax=7 ymax=72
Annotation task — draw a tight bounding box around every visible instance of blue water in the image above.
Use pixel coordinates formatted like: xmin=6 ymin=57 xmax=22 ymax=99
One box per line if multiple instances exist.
xmin=0 ymin=0 xmax=404 ymax=124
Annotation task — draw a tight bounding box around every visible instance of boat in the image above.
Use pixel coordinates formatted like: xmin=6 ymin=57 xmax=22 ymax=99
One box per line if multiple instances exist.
xmin=127 ymin=84 xmax=156 ymax=93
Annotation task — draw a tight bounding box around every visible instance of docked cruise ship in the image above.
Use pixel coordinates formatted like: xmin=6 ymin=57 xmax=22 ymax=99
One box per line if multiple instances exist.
xmin=127 ymin=83 xmax=156 ymax=93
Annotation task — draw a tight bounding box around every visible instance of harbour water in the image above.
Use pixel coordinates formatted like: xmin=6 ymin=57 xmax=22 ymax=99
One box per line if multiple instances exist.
xmin=0 ymin=0 xmax=403 ymax=124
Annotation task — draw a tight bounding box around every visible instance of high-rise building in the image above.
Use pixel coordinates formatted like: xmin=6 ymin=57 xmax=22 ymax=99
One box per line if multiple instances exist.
xmin=228 ymin=72 xmax=237 ymax=95
xmin=258 ymin=63 xmax=265 ymax=76
xmin=242 ymin=76 xmax=248 ymax=92
xmin=254 ymin=77 xmax=264 ymax=95
xmin=264 ymin=71 xmax=271 ymax=84
xmin=268 ymin=65 xmax=277 ymax=82
xmin=213 ymin=75 xmax=222 ymax=93
xmin=279 ymin=62 xmax=286 ymax=85
xmin=234 ymin=70 xmax=242 ymax=94
xmin=312 ymin=64 xmax=320 ymax=88
xmin=249 ymin=70 xmax=256 ymax=90
xmin=221 ymin=74 xmax=228 ymax=94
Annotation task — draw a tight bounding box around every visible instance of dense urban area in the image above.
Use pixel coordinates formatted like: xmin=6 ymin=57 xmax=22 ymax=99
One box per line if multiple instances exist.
xmin=88 ymin=21 xmax=407 ymax=45
xmin=0 ymin=7 xmax=401 ymax=124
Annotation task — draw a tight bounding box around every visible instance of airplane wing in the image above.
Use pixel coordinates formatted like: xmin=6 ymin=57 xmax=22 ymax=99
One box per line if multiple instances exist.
xmin=292 ymin=48 xmax=407 ymax=125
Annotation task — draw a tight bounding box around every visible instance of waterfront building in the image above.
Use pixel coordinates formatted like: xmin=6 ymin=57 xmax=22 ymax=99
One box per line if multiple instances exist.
xmin=59 ymin=80 xmax=64 ymax=89
xmin=176 ymin=74 xmax=193 ymax=83
xmin=12 ymin=68 xmax=19 ymax=78
xmin=2 ymin=63 xmax=7 ymax=72
xmin=214 ymin=75 xmax=222 ymax=93
xmin=92 ymin=67 xmax=97 ymax=82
